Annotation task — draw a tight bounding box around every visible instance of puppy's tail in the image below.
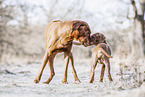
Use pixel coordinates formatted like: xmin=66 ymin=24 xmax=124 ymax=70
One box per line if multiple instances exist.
xmin=100 ymin=48 xmax=113 ymax=58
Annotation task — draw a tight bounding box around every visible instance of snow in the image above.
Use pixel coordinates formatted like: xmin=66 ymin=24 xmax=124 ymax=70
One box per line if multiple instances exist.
xmin=0 ymin=57 xmax=144 ymax=97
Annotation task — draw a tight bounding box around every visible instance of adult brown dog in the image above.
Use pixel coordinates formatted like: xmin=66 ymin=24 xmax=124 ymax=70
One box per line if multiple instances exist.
xmin=89 ymin=33 xmax=113 ymax=83
xmin=34 ymin=20 xmax=91 ymax=84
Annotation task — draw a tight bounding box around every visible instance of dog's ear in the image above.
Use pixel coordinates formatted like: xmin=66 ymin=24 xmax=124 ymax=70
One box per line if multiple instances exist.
xmin=71 ymin=30 xmax=79 ymax=40
xmin=72 ymin=22 xmax=82 ymax=30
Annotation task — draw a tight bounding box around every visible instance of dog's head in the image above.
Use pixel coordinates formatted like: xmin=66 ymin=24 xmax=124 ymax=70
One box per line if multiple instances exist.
xmin=72 ymin=21 xmax=91 ymax=47
xmin=90 ymin=33 xmax=106 ymax=45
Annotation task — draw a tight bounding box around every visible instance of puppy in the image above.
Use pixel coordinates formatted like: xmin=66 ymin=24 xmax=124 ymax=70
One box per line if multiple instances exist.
xmin=89 ymin=33 xmax=113 ymax=83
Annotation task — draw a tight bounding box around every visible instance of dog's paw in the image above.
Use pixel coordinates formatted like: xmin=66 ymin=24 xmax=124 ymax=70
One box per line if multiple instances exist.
xmin=62 ymin=81 xmax=68 ymax=84
xmin=89 ymin=80 xmax=93 ymax=83
xmin=75 ymin=79 xmax=81 ymax=84
xmin=110 ymin=79 xmax=113 ymax=82
xmin=99 ymin=80 xmax=103 ymax=83
xmin=89 ymin=78 xmax=94 ymax=83
xmin=62 ymin=80 xmax=68 ymax=84
xmin=42 ymin=81 xmax=50 ymax=84
xmin=109 ymin=80 xmax=113 ymax=83
xmin=33 ymin=79 xmax=40 ymax=83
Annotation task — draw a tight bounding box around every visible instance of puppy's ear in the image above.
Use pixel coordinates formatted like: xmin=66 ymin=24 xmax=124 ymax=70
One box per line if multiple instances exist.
xmin=102 ymin=34 xmax=106 ymax=40
xmin=100 ymin=34 xmax=106 ymax=43
xmin=71 ymin=30 xmax=79 ymax=40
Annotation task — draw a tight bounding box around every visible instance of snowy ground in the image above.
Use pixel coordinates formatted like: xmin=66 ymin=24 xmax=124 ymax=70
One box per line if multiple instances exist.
xmin=0 ymin=58 xmax=145 ymax=97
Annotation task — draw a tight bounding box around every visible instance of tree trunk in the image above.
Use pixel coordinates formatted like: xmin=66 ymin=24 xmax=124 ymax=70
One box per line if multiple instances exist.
xmin=131 ymin=0 xmax=145 ymax=56
xmin=138 ymin=0 xmax=145 ymax=54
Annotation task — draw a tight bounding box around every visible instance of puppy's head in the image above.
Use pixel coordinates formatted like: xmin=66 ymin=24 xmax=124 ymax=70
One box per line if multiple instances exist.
xmin=90 ymin=33 xmax=106 ymax=45
xmin=72 ymin=22 xmax=91 ymax=47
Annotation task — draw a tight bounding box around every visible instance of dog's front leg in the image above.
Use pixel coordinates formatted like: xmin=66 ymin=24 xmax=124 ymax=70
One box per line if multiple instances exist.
xmin=34 ymin=52 xmax=49 ymax=83
xmin=89 ymin=63 xmax=97 ymax=83
xmin=62 ymin=53 xmax=69 ymax=84
xmin=90 ymin=53 xmax=98 ymax=83
xmin=69 ymin=52 xmax=80 ymax=83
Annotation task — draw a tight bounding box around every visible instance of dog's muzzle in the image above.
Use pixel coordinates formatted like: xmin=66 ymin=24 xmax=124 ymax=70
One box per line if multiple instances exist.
xmin=82 ymin=38 xmax=91 ymax=47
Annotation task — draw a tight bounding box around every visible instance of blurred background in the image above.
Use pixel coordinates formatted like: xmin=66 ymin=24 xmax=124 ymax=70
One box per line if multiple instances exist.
xmin=0 ymin=1 xmax=145 ymax=96
xmin=0 ymin=0 xmax=145 ymax=64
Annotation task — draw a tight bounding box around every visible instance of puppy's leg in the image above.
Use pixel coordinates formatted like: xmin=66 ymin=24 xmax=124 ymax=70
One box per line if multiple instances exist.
xmin=69 ymin=52 xmax=80 ymax=82
xmin=34 ymin=52 xmax=49 ymax=83
xmin=105 ymin=59 xmax=113 ymax=81
xmin=62 ymin=53 xmax=69 ymax=84
xmin=43 ymin=54 xmax=55 ymax=84
xmin=99 ymin=64 xmax=105 ymax=82
xmin=89 ymin=53 xmax=97 ymax=83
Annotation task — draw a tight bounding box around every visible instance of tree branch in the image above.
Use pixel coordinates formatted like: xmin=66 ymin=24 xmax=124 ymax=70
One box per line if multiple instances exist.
xmin=131 ymin=0 xmax=138 ymax=18
xmin=127 ymin=6 xmax=135 ymax=20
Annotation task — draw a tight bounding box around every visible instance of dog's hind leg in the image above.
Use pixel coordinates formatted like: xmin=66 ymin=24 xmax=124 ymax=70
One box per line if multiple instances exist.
xmin=62 ymin=52 xmax=69 ymax=84
xmin=99 ymin=64 xmax=105 ymax=82
xmin=43 ymin=54 xmax=56 ymax=84
xmin=34 ymin=52 xmax=49 ymax=83
xmin=105 ymin=59 xmax=113 ymax=81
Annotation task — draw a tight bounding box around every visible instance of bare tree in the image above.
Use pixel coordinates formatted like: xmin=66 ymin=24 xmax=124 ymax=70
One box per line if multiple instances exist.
xmin=127 ymin=0 xmax=145 ymax=56
xmin=0 ymin=0 xmax=14 ymax=62
xmin=129 ymin=0 xmax=145 ymax=55
xmin=39 ymin=0 xmax=59 ymax=22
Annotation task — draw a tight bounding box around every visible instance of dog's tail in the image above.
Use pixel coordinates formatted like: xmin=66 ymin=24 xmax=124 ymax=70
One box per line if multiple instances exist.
xmin=100 ymin=48 xmax=113 ymax=58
